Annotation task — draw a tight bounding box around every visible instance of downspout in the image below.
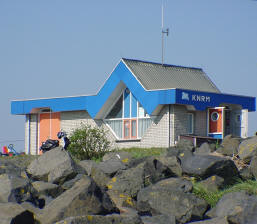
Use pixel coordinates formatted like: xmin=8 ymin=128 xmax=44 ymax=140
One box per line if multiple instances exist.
xmin=173 ymin=105 xmax=175 ymax=145
xmin=28 ymin=114 xmax=31 ymax=155
xmin=168 ymin=105 xmax=170 ymax=148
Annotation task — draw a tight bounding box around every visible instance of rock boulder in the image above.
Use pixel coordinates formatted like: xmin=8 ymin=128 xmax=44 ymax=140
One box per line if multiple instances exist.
xmin=56 ymin=214 xmax=143 ymax=224
xmin=0 ymin=173 xmax=30 ymax=203
xmin=37 ymin=176 xmax=117 ymax=224
xmin=207 ymin=191 xmax=257 ymax=224
xmin=137 ymin=178 xmax=207 ymax=223
xmin=250 ymin=156 xmax=257 ymax=180
xmin=180 ymin=154 xmax=239 ymax=182
xmin=238 ymin=136 xmax=257 ymax=163
xmin=0 ymin=202 xmax=35 ymax=224
xmin=216 ymin=135 xmax=240 ymax=156
xmin=27 ymin=147 xmax=77 ymax=184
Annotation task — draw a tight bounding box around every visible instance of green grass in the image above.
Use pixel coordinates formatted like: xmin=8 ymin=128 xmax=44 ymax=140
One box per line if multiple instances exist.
xmin=87 ymin=147 xmax=166 ymax=162
xmin=193 ymin=179 xmax=257 ymax=207
xmin=119 ymin=147 xmax=166 ymax=158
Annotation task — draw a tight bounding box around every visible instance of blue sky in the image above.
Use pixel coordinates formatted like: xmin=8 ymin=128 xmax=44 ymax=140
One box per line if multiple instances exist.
xmin=0 ymin=0 xmax=256 ymax=151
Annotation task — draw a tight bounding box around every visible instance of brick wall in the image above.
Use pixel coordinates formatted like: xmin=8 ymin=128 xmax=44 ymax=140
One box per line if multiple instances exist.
xmin=194 ymin=110 xmax=207 ymax=136
xmin=171 ymin=105 xmax=207 ymax=143
xmin=173 ymin=105 xmax=188 ymax=143
xmin=59 ymin=107 xmax=169 ymax=150
xmin=25 ymin=105 xmax=208 ymax=154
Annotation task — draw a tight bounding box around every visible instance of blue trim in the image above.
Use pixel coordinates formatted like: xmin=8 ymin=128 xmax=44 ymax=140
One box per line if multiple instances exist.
xmin=11 ymin=60 xmax=256 ymax=117
xmin=208 ymin=133 xmax=223 ymax=139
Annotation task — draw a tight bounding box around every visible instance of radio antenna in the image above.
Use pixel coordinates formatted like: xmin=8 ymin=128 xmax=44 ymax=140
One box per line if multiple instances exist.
xmin=161 ymin=1 xmax=169 ymax=65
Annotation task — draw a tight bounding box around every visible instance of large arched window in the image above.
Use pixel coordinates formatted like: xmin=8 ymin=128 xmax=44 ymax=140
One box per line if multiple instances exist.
xmin=104 ymin=88 xmax=152 ymax=140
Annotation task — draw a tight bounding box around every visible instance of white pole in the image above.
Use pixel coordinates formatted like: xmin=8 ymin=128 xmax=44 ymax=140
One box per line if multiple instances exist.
xmin=162 ymin=1 xmax=164 ymax=65
xmin=162 ymin=2 xmax=164 ymax=29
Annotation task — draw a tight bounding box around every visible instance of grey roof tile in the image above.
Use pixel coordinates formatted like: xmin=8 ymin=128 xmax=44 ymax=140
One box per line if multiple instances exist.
xmin=122 ymin=58 xmax=220 ymax=93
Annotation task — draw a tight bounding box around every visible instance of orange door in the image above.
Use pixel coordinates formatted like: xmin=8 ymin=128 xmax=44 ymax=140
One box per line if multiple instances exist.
xmin=209 ymin=108 xmax=223 ymax=133
xmin=39 ymin=112 xmax=60 ymax=146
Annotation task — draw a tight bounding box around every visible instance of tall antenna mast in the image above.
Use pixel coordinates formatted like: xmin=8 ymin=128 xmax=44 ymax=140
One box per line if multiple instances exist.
xmin=161 ymin=1 xmax=169 ymax=65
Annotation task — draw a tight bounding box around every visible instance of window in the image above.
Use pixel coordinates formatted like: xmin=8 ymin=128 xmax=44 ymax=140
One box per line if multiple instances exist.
xmin=211 ymin=112 xmax=219 ymax=122
xmin=105 ymin=88 xmax=152 ymax=140
xmin=187 ymin=113 xmax=194 ymax=134
xmin=235 ymin=114 xmax=241 ymax=123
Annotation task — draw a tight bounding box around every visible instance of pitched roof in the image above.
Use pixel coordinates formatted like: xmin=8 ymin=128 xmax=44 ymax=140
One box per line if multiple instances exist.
xmin=122 ymin=58 xmax=220 ymax=93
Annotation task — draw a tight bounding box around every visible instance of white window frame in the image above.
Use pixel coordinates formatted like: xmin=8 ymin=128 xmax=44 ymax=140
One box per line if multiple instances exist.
xmin=104 ymin=89 xmax=151 ymax=140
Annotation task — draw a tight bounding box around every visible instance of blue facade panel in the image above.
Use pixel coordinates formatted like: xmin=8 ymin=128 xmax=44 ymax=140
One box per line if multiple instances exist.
xmin=176 ymin=89 xmax=255 ymax=112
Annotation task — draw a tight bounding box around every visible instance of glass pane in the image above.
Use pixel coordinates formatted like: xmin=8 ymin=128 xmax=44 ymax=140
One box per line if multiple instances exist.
xmin=131 ymin=94 xmax=137 ymax=118
xmin=106 ymin=95 xmax=123 ymax=119
xmin=138 ymin=118 xmax=152 ymax=138
xmin=138 ymin=103 xmax=145 ymax=118
xmin=106 ymin=119 xmax=123 ymax=138
xmin=131 ymin=120 xmax=137 ymax=137
xmin=124 ymin=120 xmax=130 ymax=138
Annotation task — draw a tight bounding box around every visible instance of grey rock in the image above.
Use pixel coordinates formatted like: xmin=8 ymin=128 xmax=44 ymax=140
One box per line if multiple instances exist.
xmin=0 ymin=155 xmax=37 ymax=176
xmin=141 ymin=214 xmax=176 ymax=224
xmin=250 ymin=156 xmax=257 ymax=180
xmin=195 ymin=143 xmax=212 ymax=155
xmin=98 ymin=158 xmax=126 ymax=176
xmin=62 ymin=174 xmax=84 ymax=190
xmin=21 ymin=201 xmax=41 ymax=216
xmin=106 ymin=158 xmax=183 ymax=209
xmin=176 ymin=139 xmax=195 ymax=151
xmin=0 ymin=173 xmax=30 ymax=203
xmin=103 ymin=151 xmax=133 ymax=164
xmin=0 ymin=160 xmax=22 ymax=176
xmin=127 ymin=157 xmax=146 ymax=169
xmin=90 ymin=165 xmax=111 ymax=188
xmin=0 ymin=202 xmax=35 ymax=224
xmin=137 ymin=179 xmax=208 ymax=223
xmin=27 ymin=147 xmax=77 ymax=184
xmin=142 ymin=156 xmax=182 ymax=186
xmin=187 ymin=217 xmax=229 ymax=224
xmin=55 ymin=214 xmax=143 ymax=224
xmin=209 ymin=143 xmax=217 ymax=152
xmin=147 ymin=177 xmax=193 ymax=193
xmin=216 ymin=135 xmax=240 ymax=156
xmin=78 ymin=160 xmax=98 ymax=175
xmin=207 ymin=191 xmax=257 ymax=224
xmin=107 ymin=162 xmax=145 ymax=209
xmin=152 ymin=155 xmax=182 ymax=177
xmin=181 ymin=154 xmax=239 ymax=182
xmin=31 ymin=181 xmax=61 ymax=198
xmin=165 ymin=146 xmax=180 ymax=157
xmin=199 ymin=175 xmax=224 ymax=192
xmin=238 ymin=136 xmax=257 ymax=163
xmin=37 ymin=176 xmax=117 ymax=224
xmin=240 ymin=166 xmax=254 ymax=180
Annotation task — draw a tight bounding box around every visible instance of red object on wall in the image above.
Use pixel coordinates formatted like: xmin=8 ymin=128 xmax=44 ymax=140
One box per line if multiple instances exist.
xmin=209 ymin=108 xmax=223 ymax=133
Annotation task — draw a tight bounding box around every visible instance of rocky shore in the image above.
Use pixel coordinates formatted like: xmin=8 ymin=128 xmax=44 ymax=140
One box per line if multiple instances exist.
xmin=1 ymin=135 xmax=257 ymax=224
